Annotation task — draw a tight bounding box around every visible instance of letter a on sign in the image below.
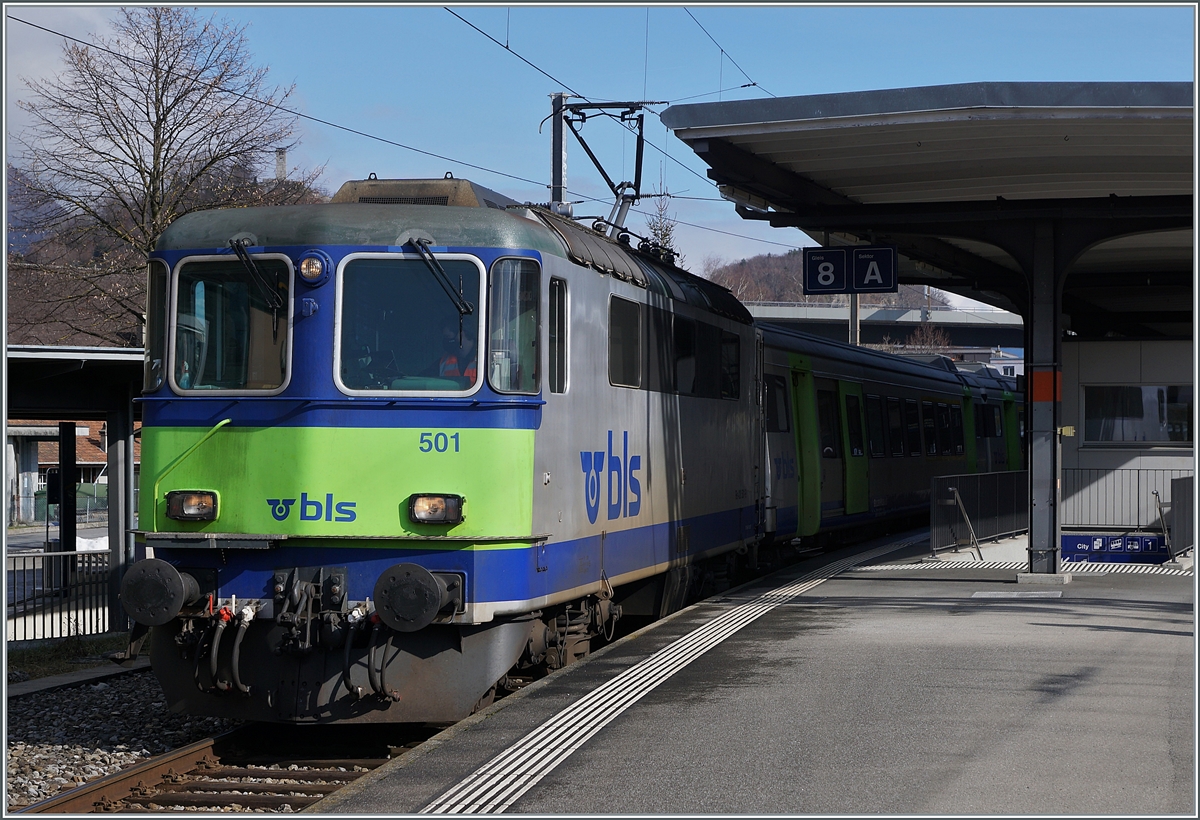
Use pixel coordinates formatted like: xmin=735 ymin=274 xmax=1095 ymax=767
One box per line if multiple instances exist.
xmin=851 ymin=247 xmax=897 ymax=293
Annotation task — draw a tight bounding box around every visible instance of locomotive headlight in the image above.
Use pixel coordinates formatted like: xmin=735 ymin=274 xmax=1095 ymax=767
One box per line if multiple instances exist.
xmin=409 ymin=494 xmax=464 ymax=525
xmin=166 ymin=490 xmax=218 ymax=521
xmin=297 ymin=250 xmax=333 ymax=285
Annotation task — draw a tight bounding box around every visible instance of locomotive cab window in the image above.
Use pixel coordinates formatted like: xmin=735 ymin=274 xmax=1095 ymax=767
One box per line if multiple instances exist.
xmin=338 ymin=256 xmax=483 ymax=393
xmin=172 ymin=258 xmax=291 ymax=392
xmin=720 ymin=331 xmax=740 ymax=400
xmin=489 ymin=258 xmax=540 ymax=394
xmin=145 ymin=260 xmax=168 ymax=392
xmin=609 ymin=295 xmax=642 ymax=388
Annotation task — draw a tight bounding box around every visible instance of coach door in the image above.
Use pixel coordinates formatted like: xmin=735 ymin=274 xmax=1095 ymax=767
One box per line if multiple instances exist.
xmin=815 ymin=379 xmax=844 ymax=518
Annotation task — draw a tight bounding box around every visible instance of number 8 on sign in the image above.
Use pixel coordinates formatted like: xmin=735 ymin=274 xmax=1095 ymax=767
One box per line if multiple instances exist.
xmin=802 ymin=247 xmax=847 ymax=294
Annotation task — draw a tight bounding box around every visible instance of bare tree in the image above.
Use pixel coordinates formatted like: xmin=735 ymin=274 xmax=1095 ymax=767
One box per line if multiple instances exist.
xmin=8 ymin=7 xmax=324 ymax=346
xmin=905 ymin=321 xmax=954 ymax=354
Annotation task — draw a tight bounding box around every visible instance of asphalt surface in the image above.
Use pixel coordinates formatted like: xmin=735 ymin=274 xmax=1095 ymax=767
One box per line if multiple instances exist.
xmin=315 ymin=532 xmax=1195 ymax=816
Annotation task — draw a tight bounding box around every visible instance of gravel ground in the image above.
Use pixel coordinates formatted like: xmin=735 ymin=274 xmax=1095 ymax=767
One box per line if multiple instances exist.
xmin=6 ymin=670 xmax=239 ymax=810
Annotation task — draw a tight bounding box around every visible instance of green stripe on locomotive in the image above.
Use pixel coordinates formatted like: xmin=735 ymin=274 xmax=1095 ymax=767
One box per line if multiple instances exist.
xmin=140 ymin=425 xmax=535 ymax=542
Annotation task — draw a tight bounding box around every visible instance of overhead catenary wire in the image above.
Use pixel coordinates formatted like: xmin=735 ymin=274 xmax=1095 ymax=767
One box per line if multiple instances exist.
xmin=9 ymin=13 xmax=798 ymax=254
xmin=684 ymin=8 xmax=775 ymax=98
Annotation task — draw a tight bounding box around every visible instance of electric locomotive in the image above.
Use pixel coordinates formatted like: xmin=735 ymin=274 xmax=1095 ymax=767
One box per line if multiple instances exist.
xmin=122 ymin=176 xmax=762 ymax=724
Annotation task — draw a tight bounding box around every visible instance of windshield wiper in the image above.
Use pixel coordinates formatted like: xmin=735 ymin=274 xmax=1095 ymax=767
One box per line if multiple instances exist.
xmin=412 ymin=238 xmax=474 ymax=317
xmin=230 ymin=238 xmax=284 ymax=340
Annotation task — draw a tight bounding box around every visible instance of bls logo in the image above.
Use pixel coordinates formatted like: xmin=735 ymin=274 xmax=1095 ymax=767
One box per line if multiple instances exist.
xmin=579 ymin=431 xmax=642 ymax=525
xmin=267 ymin=493 xmax=357 ymax=522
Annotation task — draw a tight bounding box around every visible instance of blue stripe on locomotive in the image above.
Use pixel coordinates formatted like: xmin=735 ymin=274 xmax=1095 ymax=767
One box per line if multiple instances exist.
xmin=155 ymin=506 xmax=754 ymax=609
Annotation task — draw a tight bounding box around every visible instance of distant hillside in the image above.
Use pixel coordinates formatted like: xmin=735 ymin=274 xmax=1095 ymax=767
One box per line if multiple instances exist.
xmin=701 ymin=247 xmax=948 ymax=309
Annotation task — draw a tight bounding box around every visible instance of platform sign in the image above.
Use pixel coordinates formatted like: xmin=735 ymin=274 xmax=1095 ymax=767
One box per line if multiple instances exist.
xmin=1060 ymin=533 xmax=1167 ymax=565
xmin=851 ymin=246 xmax=897 ymax=293
xmin=803 ymin=246 xmax=897 ymax=295
xmin=802 ymin=248 xmax=847 ymax=294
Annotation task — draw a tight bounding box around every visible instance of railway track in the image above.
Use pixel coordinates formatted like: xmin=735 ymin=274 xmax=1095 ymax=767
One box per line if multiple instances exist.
xmin=16 ymin=723 xmax=436 ymax=813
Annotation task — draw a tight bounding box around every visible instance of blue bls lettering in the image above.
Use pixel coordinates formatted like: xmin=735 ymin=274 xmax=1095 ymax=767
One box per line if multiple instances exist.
xmin=579 ymin=430 xmax=641 ymax=523
xmin=267 ymin=494 xmax=356 ymax=522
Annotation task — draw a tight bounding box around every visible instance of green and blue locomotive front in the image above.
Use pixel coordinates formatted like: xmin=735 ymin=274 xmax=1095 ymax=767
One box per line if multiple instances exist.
xmin=134 ymin=236 xmax=594 ymax=720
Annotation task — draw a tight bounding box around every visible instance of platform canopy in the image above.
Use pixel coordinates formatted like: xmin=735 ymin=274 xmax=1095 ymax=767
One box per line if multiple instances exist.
xmin=661 ymin=82 xmax=1193 ymax=339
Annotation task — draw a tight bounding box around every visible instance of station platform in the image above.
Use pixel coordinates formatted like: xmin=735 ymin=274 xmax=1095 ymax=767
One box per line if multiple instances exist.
xmin=313 ymin=530 xmax=1194 ymax=816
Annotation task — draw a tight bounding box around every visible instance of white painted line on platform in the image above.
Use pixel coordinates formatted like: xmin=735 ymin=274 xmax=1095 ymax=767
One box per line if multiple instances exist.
xmin=971 ymin=590 xmax=1063 ymax=598
xmin=856 ymin=561 xmax=1192 ymax=576
xmin=420 ymin=538 xmax=921 ymax=815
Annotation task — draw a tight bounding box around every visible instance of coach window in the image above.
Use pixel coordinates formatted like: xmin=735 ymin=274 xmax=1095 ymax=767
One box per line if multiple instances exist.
xmin=905 ymin=399 xmax=923 ymax=456
xmin=764 ymin=375 xmax=790 ymax=432
xmin=886 ymin=397 xmax=905 ymax=457
xmin=609 ymin=296 xmax=642 ymax=388
xmin=865 ymin=395 xmax=886 ymax=457
xmin=674 ymin=316 xmax=696 ymax=395
xmin=144 ymin=260 xmax=168 ymax=392
xmin=817 ymin=390 xmax=842 ymax=458
xmin=174 ymin=258 xmax=291 ymax=392
xmin=720 ymin=331 xmax=740 ymax=399
xmin=936 ymin=402 xmax=952 ymax=455
xmin=548 ymin=277 xmax=567 ymax=393
xmin=489 ymin=259 xmax=540 ymax=394
xmin=950 ymin=404 xmax=965 ymax=455
xmin=992 ymin=406 xmax=1003 ymax=439
xmin=922 ymin=401 xmax=938 ymax=456
xmin=845 ymin=394 xmax=865 ymax=457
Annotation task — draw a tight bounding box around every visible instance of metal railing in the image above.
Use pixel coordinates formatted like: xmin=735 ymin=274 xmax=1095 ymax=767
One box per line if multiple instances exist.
xmin=931 ymin=470 xmax=1028 ymax=554
xmin=6 ymin=549 xmax=111 ymax=642
xmin=1061 ymin=468 xmax=1194 ymax=531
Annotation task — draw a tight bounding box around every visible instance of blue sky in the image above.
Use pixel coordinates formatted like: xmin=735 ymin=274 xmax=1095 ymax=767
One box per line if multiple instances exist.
xmin=4 ymin=3 xmax=1196 ymax=288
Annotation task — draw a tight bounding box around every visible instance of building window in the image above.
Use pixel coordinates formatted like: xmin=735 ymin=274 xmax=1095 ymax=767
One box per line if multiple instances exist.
xmin=1084 ymin=385 xmax=1193 ymax=443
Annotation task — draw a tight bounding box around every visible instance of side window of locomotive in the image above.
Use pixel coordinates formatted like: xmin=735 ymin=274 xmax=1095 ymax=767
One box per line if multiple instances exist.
xmin=764 ymin=375 xmax=790 ymax=433
xmin=886 ymin=397 xmax=905 ymax=457
xmin=174 ymin=259 xmax=290 ymax=391
xmin=720 ymin=331 xmax=740 ymax=400
xmin=974 ymin=404 xmax=988 ymax=438
xmin=817 ymin=390 xmax=842 ymax=459
xmin=674 ymin=316 xmax=697 ymax=395
xmin=950 ymin=404 xmax=965 ymax=455
xmin=339 ymin=258 xmax=481 ymax=392
xmin=936 ymin=402 xmax=952 ymax=455
xmin=992 ymin=406 xmax=1004 ymax=438
xmin=489 ymin=258 xmax=540 ymax=394
xmin=609 ymin=296 xmax=642 ymax=388
xmin=646 ymin=306 xmax=674 ymax=393
xmin=549 ymin=277 xmax=567 ymax=394
xmin=905 ymin=399 xmax=923 ymax=456
xmin=922 ymin=400 xmax=938 ymax=456
xmin=865 ymin=395 xmax=887 ymax=457
xmin=144 ymin=260 xmax=168 ymax=392
xmin=844 ymin=394 xmax=865 ymax=457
